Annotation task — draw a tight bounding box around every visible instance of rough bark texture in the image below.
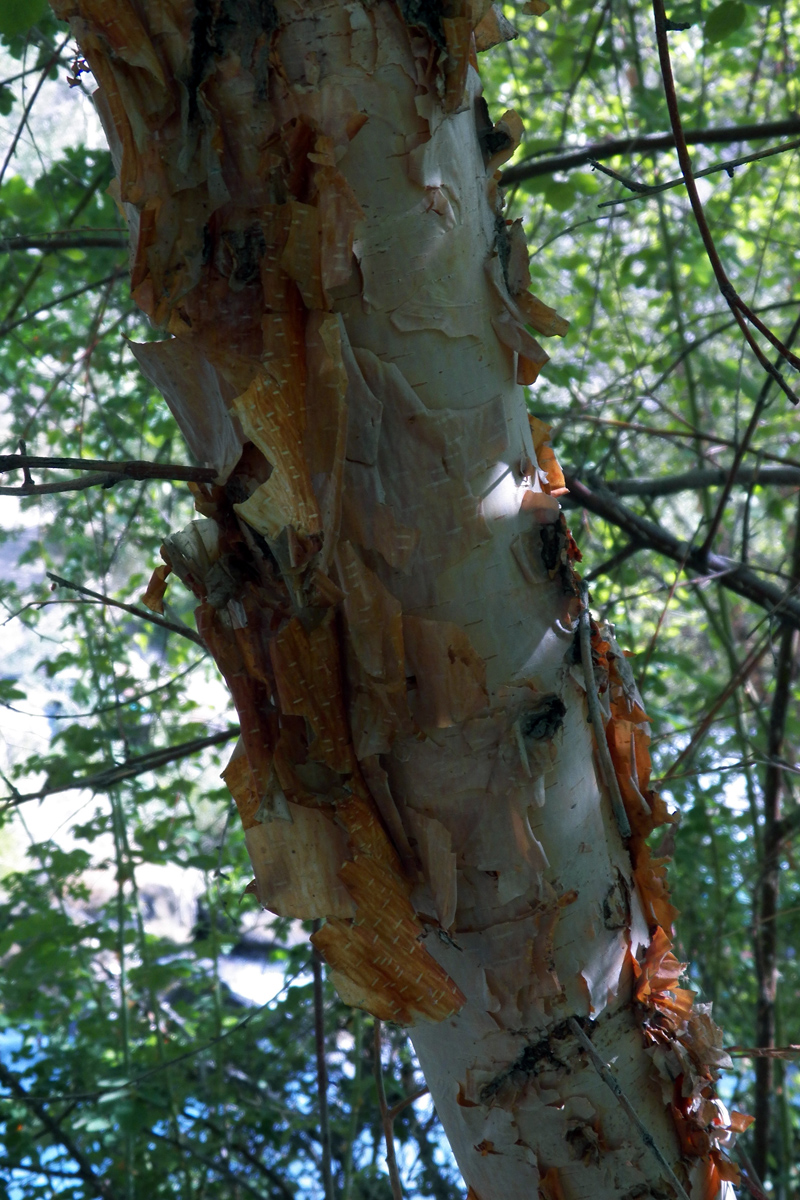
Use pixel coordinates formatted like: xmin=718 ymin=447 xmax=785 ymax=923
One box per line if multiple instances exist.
xmin=51 ymin=1 xmax=750 ymax=1196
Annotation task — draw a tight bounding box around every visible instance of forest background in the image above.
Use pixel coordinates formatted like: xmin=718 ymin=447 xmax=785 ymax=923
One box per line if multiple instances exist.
xmin=0 ymin=0 xmax=799 ymax=1196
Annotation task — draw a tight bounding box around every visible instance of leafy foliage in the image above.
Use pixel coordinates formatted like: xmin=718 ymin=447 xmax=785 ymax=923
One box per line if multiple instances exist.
xmin=1 ymin=0 xmax=799 ymax=1196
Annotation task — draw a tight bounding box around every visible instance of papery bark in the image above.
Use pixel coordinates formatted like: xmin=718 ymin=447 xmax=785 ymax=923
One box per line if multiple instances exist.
xmin=51 ymin=1 xmax=747 ymax=1196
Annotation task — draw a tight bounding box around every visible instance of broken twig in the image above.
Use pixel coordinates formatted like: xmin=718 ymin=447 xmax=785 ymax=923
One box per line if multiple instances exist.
xmin=568 ymin=1019 xmax=691 ymax=1200
xmin=46 ymin=572 xmax=205 ymax=648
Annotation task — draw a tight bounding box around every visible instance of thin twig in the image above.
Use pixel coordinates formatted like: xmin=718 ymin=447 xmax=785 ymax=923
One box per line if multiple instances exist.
xmin=3 ymin=726 xmax=240 ymax=808
xmin=0 ymin=1060 xmax=119 ymax=1200
xmin=0 ymin=268 xmax=126 ymax=338
xmin=700 ymin=309 xmax=800 ymax=555
xmin=501 ymin=116 xmax=800 ymax=184
xmin=597 ymin=137 xmax=800 ymax=206
xmin=590 ymin=158 xmax=653 ymax=193
xmin=0 ymin=39 xmax=70 ymax=188
xmin=728 ymin=1045 xmax=800 ymax=1058
xmin=46 ymin=572 xmax=206 ymax=647
xmin=373 ymin=1021 xmax=404 ymax=1200
xmin=651 ymin=0 xmax=800 ymax=402
xmin=388 ymin=1086 xmax=429 ymax=1122
xmin=568 ymin=1019 xmax=691 ymax=1200
xmin=578 ymin=584 xmax=631 ymax=839
xmin=734 ymin=1144 xmax=770 ymax=1200
xmin=2 ymin=471 xmax=183 ymax=497
xmin=311 ymin=920 xmax=335 ymax=1200
xmin=659 ymin=636 xmax=772 ymax=783
xmin=584 ymin=539 xmax=643 ymax=582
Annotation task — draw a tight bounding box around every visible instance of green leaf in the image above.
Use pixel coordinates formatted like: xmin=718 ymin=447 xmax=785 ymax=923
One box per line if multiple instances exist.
xmin=0 ymin=0 xmax=49 ymax=37
xmin=703 ymin=0 xmax=746 ymax=42
xmin=1 ymin=174 xmax=44 ymax=219
xmin=0 ymin=678 xmax=25 ymax=702
xmin=542 ymin=180 xmax=577 ymax=211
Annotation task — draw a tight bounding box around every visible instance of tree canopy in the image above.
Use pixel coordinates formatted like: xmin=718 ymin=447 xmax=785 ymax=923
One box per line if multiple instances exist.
xmin=0 ymin=0 xmax=799 ymax=1196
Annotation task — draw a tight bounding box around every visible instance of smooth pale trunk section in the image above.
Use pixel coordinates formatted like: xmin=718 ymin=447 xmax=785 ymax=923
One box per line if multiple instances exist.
xmin=298 ymin=9 xmax=686 ymax=1197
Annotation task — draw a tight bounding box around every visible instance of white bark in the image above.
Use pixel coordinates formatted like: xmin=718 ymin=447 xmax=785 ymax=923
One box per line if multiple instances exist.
xmin=52 ymin=1 xmax=746 ymax=1196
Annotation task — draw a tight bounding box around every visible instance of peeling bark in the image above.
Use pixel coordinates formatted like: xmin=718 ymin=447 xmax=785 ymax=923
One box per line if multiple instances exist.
xmin=51 ymin=1 xmax=750 ymax=1195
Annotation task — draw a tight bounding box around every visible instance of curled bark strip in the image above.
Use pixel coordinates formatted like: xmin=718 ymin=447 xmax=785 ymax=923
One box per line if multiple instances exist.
xmin=578 ymin=584 xmax=631 ymax=839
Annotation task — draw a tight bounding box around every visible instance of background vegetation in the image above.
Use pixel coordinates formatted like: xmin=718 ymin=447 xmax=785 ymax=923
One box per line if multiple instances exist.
xmin=0 ymin=0 xmax=799 ymax=1195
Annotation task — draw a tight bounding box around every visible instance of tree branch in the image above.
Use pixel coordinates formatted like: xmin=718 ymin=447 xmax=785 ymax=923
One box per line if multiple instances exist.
xmin=594 ymin=464 xmax=800 ymax=498
xmin=501 ymin=117 xmax=800 ymax=184
xmin=564 ymin=473 xmax=800 ymax=631
xmin=1 ymin=231 xmax=126 ymax=253
xmin=0 ymin=453 xmax=215 ymax=496
xmin=584 ymin=539 xmax=643 ymax=582
xmin=596 ymin=137 xmax=800 ymax=207
xmin=700 ymin=309 xmax=800 ymax=555
xmin=0 ymin=269 xmax=126 ymax=338
xmin=3 ymin=726 xmax=240 ymax=808
xmin=373 ymin=1021 xmax=404 ymax=1200
xmin=46 ymin=572 xmax=206 ymax=648
xmin=651 ymin=0 xmax=800 ymax=402
xmin=0 ymin=1060 xmax=119 ymax=1200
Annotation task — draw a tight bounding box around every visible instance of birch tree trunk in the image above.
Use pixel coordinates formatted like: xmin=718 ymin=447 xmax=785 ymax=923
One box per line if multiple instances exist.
xmin=52 ymin=1 xmax=750 ymax=1196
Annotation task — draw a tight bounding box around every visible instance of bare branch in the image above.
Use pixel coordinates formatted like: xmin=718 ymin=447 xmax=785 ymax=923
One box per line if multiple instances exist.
xmin=1 ymin=231 xmax=126 ymax=253
xmin=0 ymin=269 xmax=126 ymax=338
xmin=502 ymin=117 xmax=800 ymax=185
xmin=584 ymin=539 xmax=643 ymax=582
xmin=46 ymin=572 xmax=206 ymax=648
xmin=596 ymin=464 xmax=800 ymax=498
xmin=0 ymin=453 xmax=216 ymax=496
xmin=597 ymin=137 xmax=800 ymax=207
xmin=729 ymin=1045 xmax=800 ymax=1058
xmin=4 ymin=726 xmax=240 ymax=808
xmin=564 ymin=473 xmax=800 ymax=632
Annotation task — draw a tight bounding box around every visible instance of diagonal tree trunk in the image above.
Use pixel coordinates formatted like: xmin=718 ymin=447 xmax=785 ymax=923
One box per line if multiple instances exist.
xmin=51 ymin=1 xmax=750 ymax=1195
